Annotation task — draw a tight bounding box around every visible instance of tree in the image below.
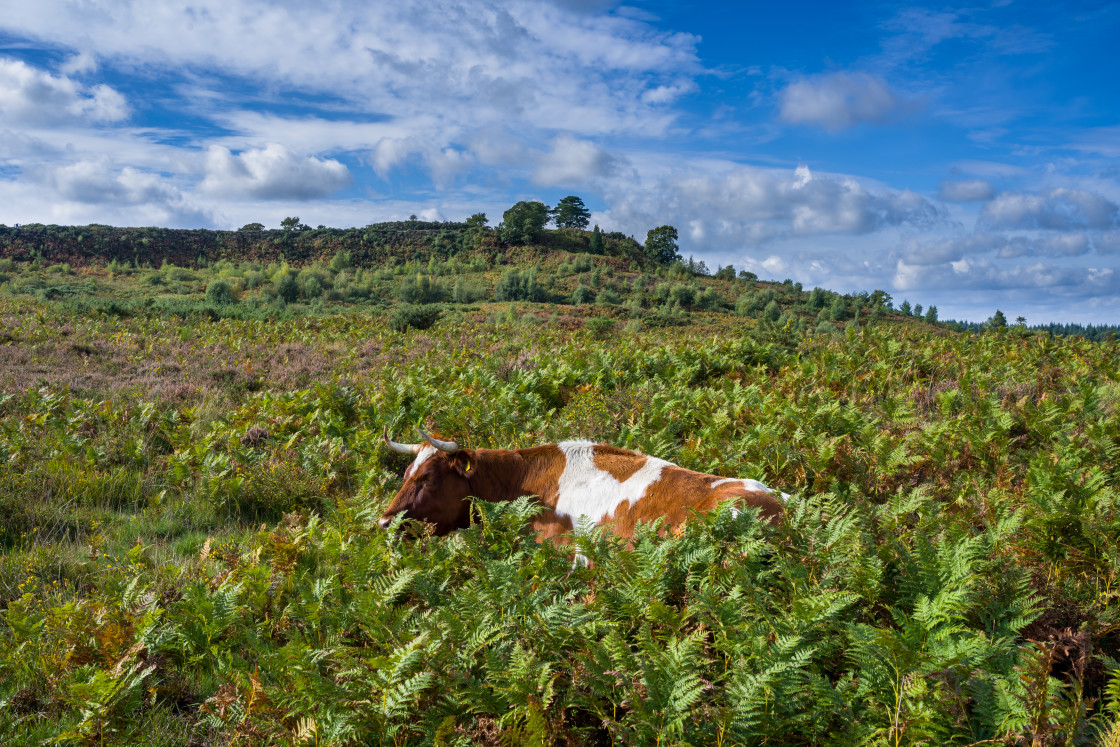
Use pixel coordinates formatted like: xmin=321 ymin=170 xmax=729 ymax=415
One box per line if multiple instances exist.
xmin=900 ymin=300 xmax=912 ymax=316
xmin=465 ymin=213 xmax=488 ymax=228
xmin=645 ymin=225 xmax=681 ymax=265
xmin=280 ymin=216 xmax=307 ymax=232
xmin=553 ymin=196 xmax=591 ymax=230
xmin=738 ymin=269 xmax=758 ymax=282
xmin=588 ymin=225 xmax=605 ymax=255
xmin=714 ymin=265 xmax=736 ymax=281
xmin=987 ymin=309 xmax=1008 ymax=329
xmin=924 ymin=305 xmax=938 ymax=323
xmin=869 ymin=289 xmax=893 ymax=309
xmin=499 ymin=201 xmax=551 ymax=245
xmin=239 ymin=222 xmax=264 ymax=232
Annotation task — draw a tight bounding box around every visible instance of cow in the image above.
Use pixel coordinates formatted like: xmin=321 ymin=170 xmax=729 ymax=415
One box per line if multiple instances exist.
xmin=379 ymin=427 xmax=785 ymax=540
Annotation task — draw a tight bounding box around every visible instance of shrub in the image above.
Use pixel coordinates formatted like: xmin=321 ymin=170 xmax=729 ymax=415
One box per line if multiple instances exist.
xmin=496 ymin=269 xmax=544 ymax=302
xmin=696 ymin=288 xmax=722 ymax=310
xmin=669 ymin=284 xmax=696 ymax=308
xmin=452 ymin=278 xmax=488 ymax=304
xmin=595 ymin=289 xmax=621 ymax=306
xmin=763 ymin=300 xmax=781 ymax=322
xmin=205 ymin=279 xmax=235 ymax=305
xmin=570 ymin=285 xmax=594 ymax=305
xmin=300 ymin=275 xmax=324 ymax=300
xmin=390 ymin=304 xmax=443 ymax=332
xmin=584 ymin=316 xmax=614 ymax=339
xmin=329 ymin=251 xmax=351 ymax=271
xmin=274 ymin=272 xmax=299 ymax=303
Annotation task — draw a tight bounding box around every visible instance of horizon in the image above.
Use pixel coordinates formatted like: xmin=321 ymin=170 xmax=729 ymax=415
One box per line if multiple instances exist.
xmin=1 ymin=1 xmax=1117 ymax=323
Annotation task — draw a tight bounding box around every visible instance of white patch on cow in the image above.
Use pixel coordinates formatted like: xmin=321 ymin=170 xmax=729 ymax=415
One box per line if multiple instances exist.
xmin=403 ymin=444 xmax=437 ymax=480
xmin=710 ymin=476 xmax=790 ymax=506
xmin=554 ymin=441 xmax=671 ymax=529
xmin=710 ymin=477 xmax=775 ymax=493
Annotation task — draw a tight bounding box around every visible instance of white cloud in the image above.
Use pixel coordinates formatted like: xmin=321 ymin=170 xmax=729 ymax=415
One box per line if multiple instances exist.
xmin=980 ymin=188 xmax=1119 ymax=230
xmin=902 ymin=231 xmax=1093 ymax=265
xmin=533 ymin=134 xmax=620 ymax=186
xmin=601 ymin=163 xmax=943 ymax=247
xmin=200 ymin=144 xmax=351 ymax=200
xmin=778 ymin=72 xmax=904 ymax=130
xmin=939 ymin=179 xmax=994 ymax=202
xmin=893 ymin=258 xmax=1113 ymax=295
xmin=0 ymin=1 xmax=697 ymax=140
xmin=45 ymin=159 xmax=178 ymax=205
xmin=640 ymin=80 xmax=696 ymax=105
xmin=0 ymin=57 xmax=127 ymax=126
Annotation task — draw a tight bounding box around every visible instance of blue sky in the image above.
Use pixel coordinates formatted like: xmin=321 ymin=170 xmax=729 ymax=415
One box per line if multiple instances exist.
xmin=0 ymin=1 xmax=1118 ymax=322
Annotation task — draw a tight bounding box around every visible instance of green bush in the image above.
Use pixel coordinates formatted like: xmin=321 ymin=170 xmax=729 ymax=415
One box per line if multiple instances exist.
xmin=204 ymin=279 xmax=235 ymax=305
xmin=495 ymin=268 xmax=544 ymax=302
xmin=570 ymin=285 xmax=594 ymax=305
xmin=390 ymin=303 xmax=443 ymax=331
xmin=696 ymin=288 xmax=722 ymax=310
xmin=584 ymin=316 xmax=614 ymax=338
xmin=762 ymin=299 xmax=781 ymax=322
xmin=595 ymin=289 xmax=621 ymax=305
xmin=274 ymin=271 xmax=299 ymax=303
xmin=669 ymin=284 xmax=696 ymax=308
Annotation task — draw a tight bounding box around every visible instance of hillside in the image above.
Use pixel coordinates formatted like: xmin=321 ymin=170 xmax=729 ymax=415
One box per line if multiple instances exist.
xmin=0 ymin=221 xmax=645 ymax=269
xmin=0 ymin=221 xmax=935 ymax=341
xmin=0 ymin=236 xmax=1118 ymax=743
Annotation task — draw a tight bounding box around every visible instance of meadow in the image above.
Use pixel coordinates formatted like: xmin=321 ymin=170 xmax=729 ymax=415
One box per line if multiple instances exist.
xmin=0 ymin=244 xmax=1118 ymax=745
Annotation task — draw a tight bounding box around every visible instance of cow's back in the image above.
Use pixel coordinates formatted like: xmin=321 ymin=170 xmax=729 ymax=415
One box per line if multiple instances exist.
xmin=549 ymin=441 xmax=782 ymax=538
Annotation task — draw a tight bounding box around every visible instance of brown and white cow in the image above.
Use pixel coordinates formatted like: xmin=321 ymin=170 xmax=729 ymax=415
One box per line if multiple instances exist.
xmin=379 ymin=428 xmax=785 ymax=540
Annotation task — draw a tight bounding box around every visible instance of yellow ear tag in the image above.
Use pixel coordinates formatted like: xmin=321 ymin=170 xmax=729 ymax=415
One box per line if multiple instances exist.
xmin=465 ymin=460 xmax=471 ymax=472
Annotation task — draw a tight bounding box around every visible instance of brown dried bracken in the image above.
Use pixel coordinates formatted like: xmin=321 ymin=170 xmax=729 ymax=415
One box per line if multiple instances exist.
xmin=240 ymin=425 xmax=270 ymax=447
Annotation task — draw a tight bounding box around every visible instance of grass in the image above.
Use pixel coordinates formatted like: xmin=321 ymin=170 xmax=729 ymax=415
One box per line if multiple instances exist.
xmin=0 ymin=253 xmax=1118 ymax=744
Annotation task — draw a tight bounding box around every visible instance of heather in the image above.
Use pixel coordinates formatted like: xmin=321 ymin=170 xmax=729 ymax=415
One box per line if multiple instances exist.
xmin=0 ymin=250 xmax=1118 ymax=745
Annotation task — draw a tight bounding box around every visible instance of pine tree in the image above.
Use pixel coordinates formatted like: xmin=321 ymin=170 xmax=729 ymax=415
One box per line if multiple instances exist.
xmin=553 ymin=196 xmax=591 ymax=230
xmin=588 ymin=225 xmax=605 ymax=255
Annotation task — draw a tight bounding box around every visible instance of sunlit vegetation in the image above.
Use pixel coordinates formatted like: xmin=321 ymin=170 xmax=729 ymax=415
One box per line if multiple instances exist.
xmin=0 ymin=230 xmax=1118 ymax=744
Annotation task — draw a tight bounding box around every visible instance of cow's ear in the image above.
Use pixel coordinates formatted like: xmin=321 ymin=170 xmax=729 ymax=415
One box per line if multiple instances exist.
xmin=450 ymin=450 xmax=474 ymax=477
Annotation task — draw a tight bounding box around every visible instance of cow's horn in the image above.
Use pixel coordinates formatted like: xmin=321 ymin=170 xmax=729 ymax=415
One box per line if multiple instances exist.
xmin=384 ymin=427 xmax=422 ymax=455
xmin=414 ymin=427 xmax=459 ymax=453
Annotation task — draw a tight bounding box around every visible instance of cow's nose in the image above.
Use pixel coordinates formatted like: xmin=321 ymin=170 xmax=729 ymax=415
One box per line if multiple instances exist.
xmin=379 ymin=516 xmax=392 ymax=530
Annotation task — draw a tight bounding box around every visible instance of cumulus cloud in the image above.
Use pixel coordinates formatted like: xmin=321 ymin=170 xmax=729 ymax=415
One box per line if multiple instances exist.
xmin=604 ymin=163 xmax=943 ymax=246
xmin=778 ymin=72 xmax=905 ymax=130
xmin=533 ymin=134 xmax=620 ymax=186
xmin=894 ymin=257 xmax=1114 ymax=295
xmin=0 ymin=57 xmax=127 ymax=126
xmin=200 ymin=144 xmax=351 ymax=200
xmin=939 ymin=179 xmax=994 ymax=202
xmin=902 ymin=231 xmax=1094 ymax=265
xmin=43 ymin=159 xmax=177 ymax=205
xmin=980 ymin=188 xmax=1119 ymax=230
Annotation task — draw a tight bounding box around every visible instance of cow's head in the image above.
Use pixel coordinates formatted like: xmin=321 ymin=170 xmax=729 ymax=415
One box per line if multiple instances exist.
xmin=380 ymin=428 xmax=474 ymax=535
